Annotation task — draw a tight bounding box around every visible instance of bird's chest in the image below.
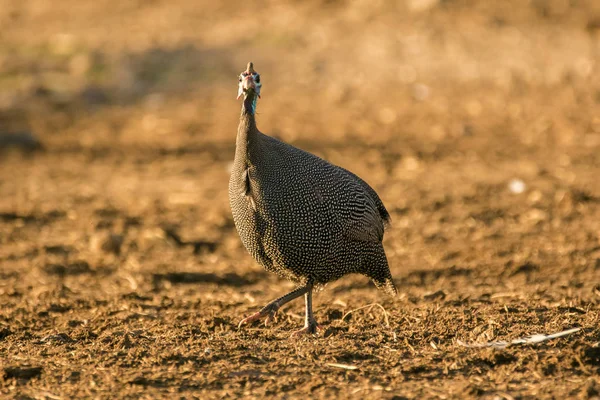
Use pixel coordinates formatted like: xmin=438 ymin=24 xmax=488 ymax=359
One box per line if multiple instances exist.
xmin=229 ymin=151 xmax=342 ymax=276
xmin=229 ymin=164 xmax=257 ymax=232
xmin=228 ymin=164 xmax=272 ymax=264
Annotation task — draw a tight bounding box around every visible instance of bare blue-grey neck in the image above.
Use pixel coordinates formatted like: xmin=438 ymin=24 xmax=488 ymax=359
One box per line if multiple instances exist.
xmin=237 ymin=93 xmax=259 ymax=163
xmin=241 ymin=92 xmax=258 ymax=117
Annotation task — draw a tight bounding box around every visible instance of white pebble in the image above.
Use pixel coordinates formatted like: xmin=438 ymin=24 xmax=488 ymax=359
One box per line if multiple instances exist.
xmin=508 ymin=179 xmax=526 ymax=194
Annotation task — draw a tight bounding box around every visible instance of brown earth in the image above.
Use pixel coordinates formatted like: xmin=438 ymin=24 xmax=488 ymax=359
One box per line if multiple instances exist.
xmin=1 ymin=0 xmax=600 ymax=398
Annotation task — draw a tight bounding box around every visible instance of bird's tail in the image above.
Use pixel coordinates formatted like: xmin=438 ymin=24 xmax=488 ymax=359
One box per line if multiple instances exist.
xmin=372 ymin=275 xmax=398 ymax=297
xmin=363 ymin=247 xmax=397 ymax=296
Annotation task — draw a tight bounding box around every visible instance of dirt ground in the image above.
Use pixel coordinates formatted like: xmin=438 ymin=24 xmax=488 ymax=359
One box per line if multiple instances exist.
xmin=1 ymin=0 xmax=600 ymax=398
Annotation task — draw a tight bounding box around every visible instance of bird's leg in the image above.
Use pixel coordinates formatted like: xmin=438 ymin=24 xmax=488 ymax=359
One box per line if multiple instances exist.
xmin=290 ymin=287 xmax=322 ymax=337
xmin=238 ymin=284 xmax=310 ymax=329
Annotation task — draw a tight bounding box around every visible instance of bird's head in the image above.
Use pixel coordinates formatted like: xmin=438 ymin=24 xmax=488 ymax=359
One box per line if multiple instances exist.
xmin=237 ymin=62 xmax=261 ymax=100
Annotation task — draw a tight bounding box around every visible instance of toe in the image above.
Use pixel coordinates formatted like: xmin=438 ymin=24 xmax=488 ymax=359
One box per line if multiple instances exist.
xmin=238 ymin=307 xmax=280 ymax=329
xmin=237 ymin=311 xmax=262 ymax=329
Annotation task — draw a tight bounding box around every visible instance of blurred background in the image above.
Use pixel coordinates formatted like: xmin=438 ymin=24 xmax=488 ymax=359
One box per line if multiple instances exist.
xmin=2 ymin=0 xmax=600 ymax=147
xmin=1 ymin=1 xmax=600 ymax=397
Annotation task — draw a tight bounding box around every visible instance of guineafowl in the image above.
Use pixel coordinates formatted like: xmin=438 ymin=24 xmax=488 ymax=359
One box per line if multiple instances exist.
xmin=230 ymin=62 xmax=396 ymax=336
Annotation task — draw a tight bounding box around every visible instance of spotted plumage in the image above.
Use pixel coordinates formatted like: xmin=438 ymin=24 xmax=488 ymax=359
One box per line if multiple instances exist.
xmin=230 ymin=62 xmax=396 ymax=335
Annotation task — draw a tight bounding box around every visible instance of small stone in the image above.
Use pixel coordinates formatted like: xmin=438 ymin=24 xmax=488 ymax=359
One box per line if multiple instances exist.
xmin=508 ymin=179 xmax=526 ymax=194
xmin=90 ymin=232 xmax=124 ymax=255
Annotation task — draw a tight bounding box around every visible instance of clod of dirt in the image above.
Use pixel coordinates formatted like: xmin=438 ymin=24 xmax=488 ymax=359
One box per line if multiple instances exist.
xmin=162 ymin=226 xmax=219 ymax=254
xmin=94 ymin=207 xmax=121 ymax=218
xmin=0 ymin=212 xmax=36 ymax=224
xmin=0 ymin=132 xmax=44 ymax=153
xmin=587 ymin=17 xmax=600 ymax=33
xmin=0 ymin=327 xmax=12 ymax=340
xmin=152 ymin=271 xmax=261 ymax=287
xmin=90 ymin=231 xmax=124 ymax=255
xmin=581 ymin=378 xmax=600 ymax=400
xmin=405 ymin=266 xmax=472 ymax=286
xmin=121 ymin=292 xmax=153 ymax=301
xmin=470 ymin=208 xmax=506 ymax=225
xmin=47 ymin=303 xmax=72 ymax=313
xmin=43 ymin=245 xmax=73 ymax=256
xmin=584 ymin=347 xmax=600 ymax=367
xmin=508 ymin=261 xmax=540 ymax=277
xmin=4 ymin=366 xmax=43 ymax=380
xmin=486 ymin=352 xmax=518 ymax=366
xmin=129 ymin=376 xmax=169 ymax=388
xmin=42 ymin=261 xmax=92 ymax=276
xmin=423 ymin=290 xmax=447 ymax=301
xmin=326 ymin=309 xmax=343 ymax=321
xmin=119 ymin=332 xmax=133 ymax=349
xmin=571 ymin=188 xmax=600 ymax=204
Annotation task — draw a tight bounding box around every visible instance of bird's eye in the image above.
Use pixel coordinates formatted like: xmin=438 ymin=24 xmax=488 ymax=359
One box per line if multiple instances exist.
xmin=239 ymin=76 xmax=242 ymax=82
xmin=255 ymin=75 xmax=260 ymax=83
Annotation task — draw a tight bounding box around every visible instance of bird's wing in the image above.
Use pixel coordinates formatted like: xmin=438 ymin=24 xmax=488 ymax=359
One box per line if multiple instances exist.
xmin=338 ymin=167 xmax=391 ymax=227
xmin=339 ymin=178 xmax=386 ymax=243
xmin=265 ymin=136 xmax=388 ymax=243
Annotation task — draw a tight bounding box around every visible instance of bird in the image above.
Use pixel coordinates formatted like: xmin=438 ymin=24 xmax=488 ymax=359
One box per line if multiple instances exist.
xmin=230 ymin=62 xmax=396 ymax=336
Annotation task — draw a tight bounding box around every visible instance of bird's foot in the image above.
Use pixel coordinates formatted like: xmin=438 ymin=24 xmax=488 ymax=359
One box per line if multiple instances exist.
xmin=238 ymin=302 xmax=280 ymax=329
xmin=290 ymin=320 xmax=322 ymax=338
